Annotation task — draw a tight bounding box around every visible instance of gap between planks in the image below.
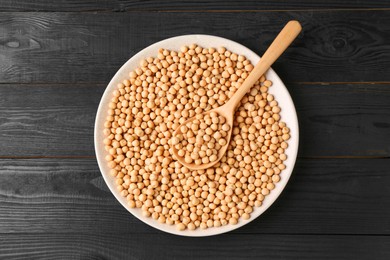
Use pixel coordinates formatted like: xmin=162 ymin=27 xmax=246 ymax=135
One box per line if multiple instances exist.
xmin=0 ymin=231 xmax=388 ymax=236
xmin=149 ymin=8 xmax=390 ymax=13
xmin=0 ymin=8 xmax=390 ymax=13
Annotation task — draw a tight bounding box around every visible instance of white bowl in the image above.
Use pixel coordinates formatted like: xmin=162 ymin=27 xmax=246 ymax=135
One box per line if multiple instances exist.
xmin=95 ymin=35 xmax=299 ymax=236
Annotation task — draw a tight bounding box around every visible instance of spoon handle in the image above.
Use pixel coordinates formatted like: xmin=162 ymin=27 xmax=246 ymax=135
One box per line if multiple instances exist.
xmin=226 ymin=20 xmax=302 ymax=110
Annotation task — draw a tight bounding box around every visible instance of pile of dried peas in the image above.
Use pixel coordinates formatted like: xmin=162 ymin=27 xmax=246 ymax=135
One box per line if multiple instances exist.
xmin=103 ymin=44 xmax=290 ymax=231
xmin=173 ymin=112 xmax=230 ymax=165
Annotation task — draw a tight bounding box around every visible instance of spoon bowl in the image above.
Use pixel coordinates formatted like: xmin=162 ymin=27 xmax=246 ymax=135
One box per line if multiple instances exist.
xmin=172 ymin=104 xmax=234 ymax=170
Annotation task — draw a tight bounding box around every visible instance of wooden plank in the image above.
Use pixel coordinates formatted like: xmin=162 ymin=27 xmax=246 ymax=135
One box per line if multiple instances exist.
xmin=0 ymin=158 xmax=389 ymax=235
xmin=1 ymin=11 xmax=390 ymax=83
xmin=0 ymin=233 xmax=389 ymax=259
xmin=0 ymin=83 xmax=389 ymax=157
xmin=0 ymin=0 xmax=389 ymax=12
xmin=290 ymin=84 xmax=390 ymax=157
xmin=0 ymin=84 xmax=104 ymax=157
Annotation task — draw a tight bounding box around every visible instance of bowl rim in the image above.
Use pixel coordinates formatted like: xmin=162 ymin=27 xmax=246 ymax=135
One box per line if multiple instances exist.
xmin=94 ymin=34 xmax=299 ymax=237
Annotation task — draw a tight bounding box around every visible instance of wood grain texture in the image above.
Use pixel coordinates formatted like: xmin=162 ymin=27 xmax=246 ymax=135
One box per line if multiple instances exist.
xmin=0 ymin=233 xmax=389 ymax=259
xmin=291 ymin=84 xmax=390 ymax=157
xmin=0 ymin=84 xmax=104 ymax=157
xmin=0 ymin=158 xmax=389 ymax=235
xmin=1 ymin=11 xmax=390 ymax=83
xmin=0 ymin=83 xmax=389 ymax=157
xmin=0 ymin=0 xmax=389 ymax=12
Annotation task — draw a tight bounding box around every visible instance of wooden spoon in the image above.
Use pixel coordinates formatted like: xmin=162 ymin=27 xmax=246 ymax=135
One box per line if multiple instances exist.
xmin=172 ymin=20 xmax=302 ymax=170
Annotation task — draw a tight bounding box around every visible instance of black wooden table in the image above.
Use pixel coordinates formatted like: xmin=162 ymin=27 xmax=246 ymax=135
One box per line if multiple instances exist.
xmin=1 ymin=1 xmax=390 ymax=259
